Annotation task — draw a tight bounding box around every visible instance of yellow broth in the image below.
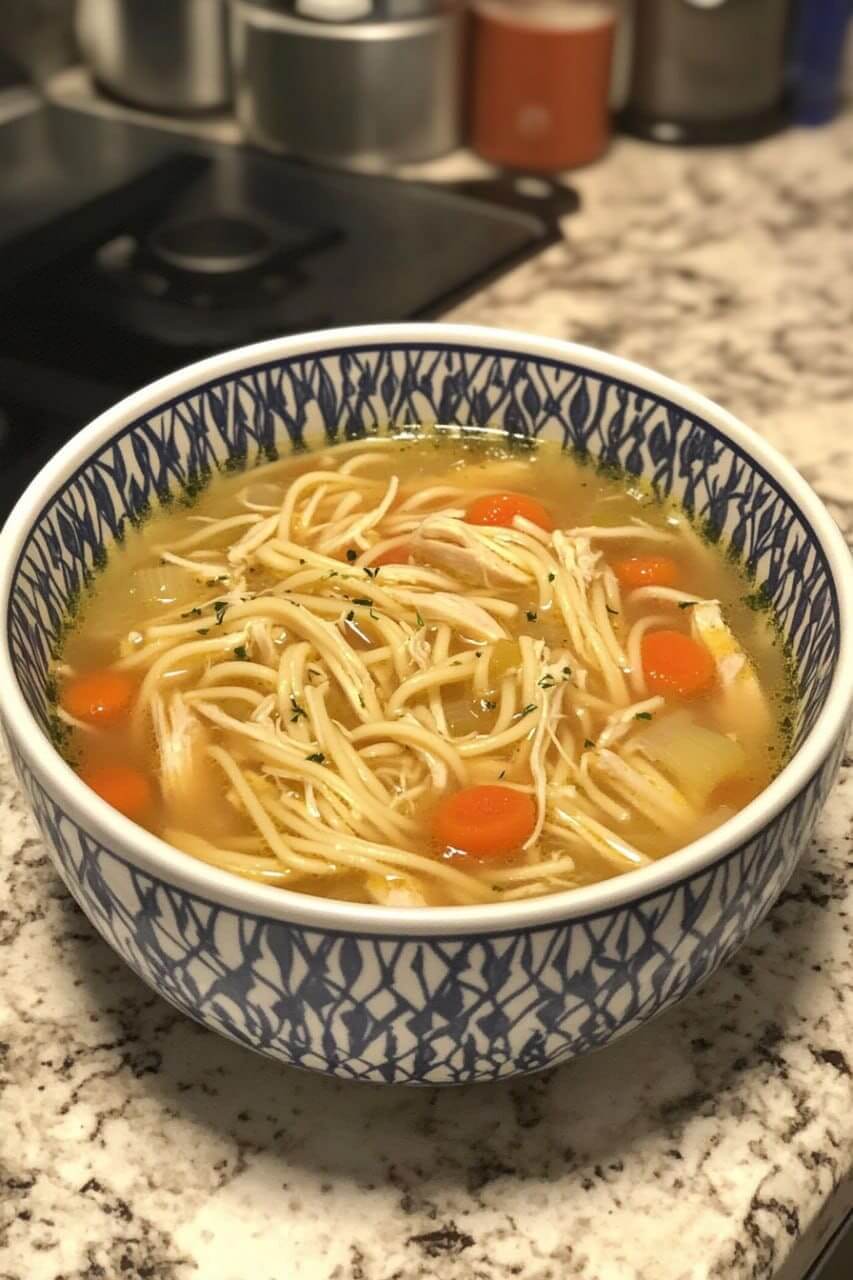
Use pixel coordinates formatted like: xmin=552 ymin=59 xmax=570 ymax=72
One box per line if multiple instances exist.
xmin=54 ymin=430 xmax=795 ymax=905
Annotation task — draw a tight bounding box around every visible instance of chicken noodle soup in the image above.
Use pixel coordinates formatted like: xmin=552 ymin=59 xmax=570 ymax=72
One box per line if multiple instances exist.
xmin=54 ymin=429 xmax=795 ymax=907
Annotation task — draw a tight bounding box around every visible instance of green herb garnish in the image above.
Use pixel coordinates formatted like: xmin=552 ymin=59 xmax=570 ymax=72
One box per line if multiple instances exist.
xmin=306 ymin=752 xmax=326 ymax=765
xmin=743 ymin=584 xmax=772 ymax=612
xmin=234 ymin=645 xmax=249 ymax=661
xmin=635 ymin=712 xmax=653 ymax=721
xmin=213 ymin=600 xmax=229 ymax=625
xmin=526 ymin=610 xmax=538 ymax=622
xmin=346 ymin=549 xmax=357 ymax=563
xmin=290 ymin=696 xmax=307 ymax=723
xmin=584 ymin=738 xmax=595 ymax=749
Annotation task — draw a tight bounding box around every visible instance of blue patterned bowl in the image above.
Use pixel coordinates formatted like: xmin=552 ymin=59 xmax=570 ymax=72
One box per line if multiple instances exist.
xmin=1 ymin=325 xmax=851 ymax=1085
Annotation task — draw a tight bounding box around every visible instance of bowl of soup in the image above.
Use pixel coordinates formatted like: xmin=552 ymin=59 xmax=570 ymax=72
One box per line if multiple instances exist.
xmin=1 ymin=324 xmax=851 ymax=1084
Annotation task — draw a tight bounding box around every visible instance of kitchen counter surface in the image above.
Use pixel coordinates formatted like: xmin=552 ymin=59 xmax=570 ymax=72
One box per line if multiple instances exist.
xmin=1 ymin=114 xmax=852 ymax=1280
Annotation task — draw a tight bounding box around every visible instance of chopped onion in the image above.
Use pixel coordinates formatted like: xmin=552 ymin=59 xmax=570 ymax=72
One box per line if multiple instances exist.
xmin=83 ymin=564 xmax=202 ymax=636
xmin=631 ymin=711 xmax=747 ymax=807
xmin=129 ymin=566 xmax=200 ymax=609
xmin=242 ymin=482 xmax=285 ymax=510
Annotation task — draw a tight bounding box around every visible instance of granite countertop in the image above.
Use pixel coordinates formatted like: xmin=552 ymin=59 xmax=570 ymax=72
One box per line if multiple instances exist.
xmin=2 ymin=114 xmax=852 ymax=1280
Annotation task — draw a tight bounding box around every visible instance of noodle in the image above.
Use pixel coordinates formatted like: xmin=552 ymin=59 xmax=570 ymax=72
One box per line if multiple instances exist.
xmin=54 ymin=429 xmax=791 ymax=907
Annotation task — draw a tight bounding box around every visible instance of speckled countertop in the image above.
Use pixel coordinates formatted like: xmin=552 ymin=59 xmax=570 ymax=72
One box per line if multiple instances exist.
xmin=2 ymin=111 xmax=852 ymax=1280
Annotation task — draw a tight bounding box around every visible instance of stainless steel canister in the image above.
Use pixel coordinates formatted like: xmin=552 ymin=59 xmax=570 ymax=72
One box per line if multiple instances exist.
xmin=624 ymin=0 xmax=791 ymax=138
xmin=232 ymin=1 xmax=466 ymax=169
xmin=75 ymin=0 xmax=232 ymax=115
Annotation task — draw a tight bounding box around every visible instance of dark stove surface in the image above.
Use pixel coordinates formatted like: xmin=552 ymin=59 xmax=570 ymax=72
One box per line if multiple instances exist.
xmin=0 ymin=105 xmax=576 ymax=518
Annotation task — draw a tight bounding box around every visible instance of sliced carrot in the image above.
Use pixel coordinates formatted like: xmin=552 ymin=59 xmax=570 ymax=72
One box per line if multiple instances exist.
xmin=614 ymin=555 xmax=678 ymax=590
xmin=369 ymin=543 xmax=411 ymax=567
xmin=432 ymin=784 xmax=536 ymax=860
xmin=712 ymin=775 xmax=763 ymax=811
xmin=61 ymin=670 xmax=136 ymax=725
xmin=466 ymin=492 xmax=553 ymax=532
xmin=78 ymin=764 xmax=152 ymax=820
xmin=641 ymin=630 xmax=716 ymax=699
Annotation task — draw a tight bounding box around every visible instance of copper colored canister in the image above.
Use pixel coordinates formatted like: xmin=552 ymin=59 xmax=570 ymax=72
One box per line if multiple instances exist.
xmin=470 ymin=0 xmax=616 ymax=172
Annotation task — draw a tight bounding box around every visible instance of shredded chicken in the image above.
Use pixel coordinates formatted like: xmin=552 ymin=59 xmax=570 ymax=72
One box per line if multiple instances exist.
xmin=151 ymin=692 xmax=210 ymax=822
xmin=691 ymin=601 xmax=773 ymax=740
xmin=411 ymin=516 xmax=531 ymax=588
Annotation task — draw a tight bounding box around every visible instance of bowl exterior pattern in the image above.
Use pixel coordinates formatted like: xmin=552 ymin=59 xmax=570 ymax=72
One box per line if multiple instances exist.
xmin=5 ymin=729 xmax=845 ymax=1083
xmin=4 ymin=339 xmax=845 ymax=1083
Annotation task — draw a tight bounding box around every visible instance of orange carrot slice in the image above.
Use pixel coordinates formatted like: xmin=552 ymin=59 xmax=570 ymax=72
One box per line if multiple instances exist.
xmin=614 ymin=555 xmax=678 ymax=590
xmin=369 ymin=543 xmax=411 ymax=567
xmin=432 ymin=784 xmax=536 ymax=859
xmin=466 ymin=493 xmax=553 ymax=532
xmin=78 ymin=764 xmax=152 ymax=820
xmin=641 ymin=630 xmax=715 ymax=699
xmin=61 ymin=670 xmax=136 ymax=725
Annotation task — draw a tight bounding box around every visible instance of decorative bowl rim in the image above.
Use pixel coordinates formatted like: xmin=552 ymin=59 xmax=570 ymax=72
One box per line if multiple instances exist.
xmin=1 ymin=322 xmax=851 ymax=937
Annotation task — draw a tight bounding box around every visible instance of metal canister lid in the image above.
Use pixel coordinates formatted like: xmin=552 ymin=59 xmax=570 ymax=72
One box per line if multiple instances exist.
xmin=252 ymin=0 xmax=452 ymax=19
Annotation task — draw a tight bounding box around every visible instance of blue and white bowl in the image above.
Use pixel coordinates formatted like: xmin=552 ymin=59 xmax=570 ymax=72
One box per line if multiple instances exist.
xmin=1 ymin=325 xmax=851 ymax=1085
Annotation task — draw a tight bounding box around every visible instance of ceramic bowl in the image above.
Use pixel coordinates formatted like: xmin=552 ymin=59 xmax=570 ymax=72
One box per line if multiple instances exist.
xmin=1 ymin=325 xmax=851 ymax=1085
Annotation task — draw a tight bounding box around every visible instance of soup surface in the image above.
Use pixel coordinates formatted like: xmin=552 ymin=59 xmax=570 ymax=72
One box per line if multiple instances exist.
xmin=54 ymin=429 xmax=794 ymax=906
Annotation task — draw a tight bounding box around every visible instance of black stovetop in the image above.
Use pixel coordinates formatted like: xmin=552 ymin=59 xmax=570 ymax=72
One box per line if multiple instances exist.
xmin=0 ymin=104 xmax=576 ymax=518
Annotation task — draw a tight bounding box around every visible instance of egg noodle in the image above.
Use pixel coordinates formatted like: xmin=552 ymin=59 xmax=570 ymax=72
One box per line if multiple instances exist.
xmin=55 ymin=432 xmax=786 ymax=906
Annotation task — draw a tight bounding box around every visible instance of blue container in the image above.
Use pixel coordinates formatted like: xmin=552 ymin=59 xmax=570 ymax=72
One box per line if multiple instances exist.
xmin=789 ymin=0 xmax=852 ymax=124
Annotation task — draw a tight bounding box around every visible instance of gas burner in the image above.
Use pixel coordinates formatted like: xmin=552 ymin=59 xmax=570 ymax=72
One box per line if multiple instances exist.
xmin=0 ymin=109 xmax=577 ymax=516
xmin=93 ymin=213 xmax=301 ymax=325
xmin=84 ymin=172 xmax=342 ymax=343
xmin=149 ymin=213 xmax=278 ymax=276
